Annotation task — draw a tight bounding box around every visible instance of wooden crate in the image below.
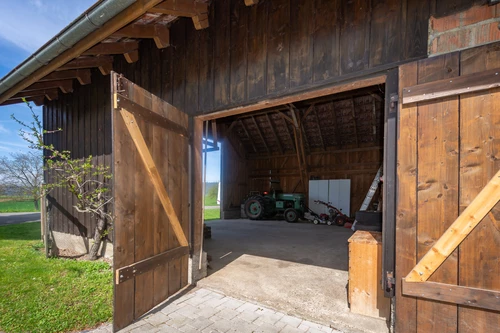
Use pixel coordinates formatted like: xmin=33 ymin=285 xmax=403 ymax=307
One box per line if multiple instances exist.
xmin=348 ymin=231 xmax=390 ymax=319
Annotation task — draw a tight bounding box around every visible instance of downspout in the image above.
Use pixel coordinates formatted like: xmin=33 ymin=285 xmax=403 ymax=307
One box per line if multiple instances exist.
xmin=0 ymin=0 xmax=136 ymax=96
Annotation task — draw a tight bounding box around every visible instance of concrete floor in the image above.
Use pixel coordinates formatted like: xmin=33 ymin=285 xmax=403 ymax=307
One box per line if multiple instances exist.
xmin=199 ymin=219 xmax=389 ymax=333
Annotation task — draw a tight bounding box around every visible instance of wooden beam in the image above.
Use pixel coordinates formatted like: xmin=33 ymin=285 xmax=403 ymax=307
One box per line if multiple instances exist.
xmin=113 ymin=24 xmax=170 ymax=48
xmin=251 ymin=116 xmax=270 ymax=153
xmin=116 ymin=246 xmax=189 ymax=284
xmin=98 ymin=62 xmax=113 ymax=76
xmin=227 ymin=120 xmax=237 ymax=134
xmin=301 ymin=104 xmax=315 ymax=121
xmin=239 ymin=119 xmax=257 ymax=153
xmin=0 ymin=0 xmax=171 ymax=104
xmin=280 ymin=115 xmax=294 ymax=152
xmin=1 ymin=96 xmax=45 ymax=107
xmin=197 ymin=74 xmax=387 ymax=121
xmin=244 ymin=0 xmax=259 ymax=5
xmin=57 ymin=56 xmax=113 ymax=71
xmin=292 ymin=126 xmax=306 ymax=192
xmin=149 ymin=0 xmax=209 ymax=29
xmin=313 ymin=107 xmax=326 ymax=151
xmin=82 ymin=41 xmax=139 ymax=56
xmin=40 ymin=69 xmax=91 ymax=85
xmin=405 ymin=169 xmax=500 ymax=282
xmin=402 ymin=67 xmax=500 ymax=104
xmin=123 ymin=50 xmax=139 ymax=64
xmin=116 ymin=93 xmax=188 ymax=138
xmin=278 ymin=110 xmax=294 ymax=125
xmin=21 ymin=80 xmax=73 ymax=94
xmin=289 ymin=104 xmax=299 ymax=128
xmin=119 ymin=108 xmax=189 ymax=247
xmin=192 ymin=13 xmax=209 ymax=30
xmin=149 ymin=0 xmax=208 ymax=17
xmin=265 ymin=113 xmax=284 ymax=155
xmin=402 ymin=280 xmax=500 ymax=312
xmin=12 ymin=88 xmax=59 ymax=100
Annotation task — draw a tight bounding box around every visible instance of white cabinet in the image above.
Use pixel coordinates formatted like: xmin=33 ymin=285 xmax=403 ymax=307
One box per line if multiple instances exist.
xmin=309 ymin=179 xmax=351 ymax=216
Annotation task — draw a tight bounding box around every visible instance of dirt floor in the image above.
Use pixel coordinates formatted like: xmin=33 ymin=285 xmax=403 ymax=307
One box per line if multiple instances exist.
xmin=199 ymin=219 xmax=389 ymax=333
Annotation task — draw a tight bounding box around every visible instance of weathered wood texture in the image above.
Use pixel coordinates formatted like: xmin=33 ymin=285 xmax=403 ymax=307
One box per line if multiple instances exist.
xmin=112 ymin=71 xmax=189 ymax=331
xmin=221 ymin=142 xmax=382 ymax=216
xmin=106 ymin=0 xmax=430 ymax=117
xmin=395 ymin=43 xmax=500 ymax=333
xmin=348 ymin=231 xmax=390 ymax=319
xmin=43 ymin=69 xmax=112 ymax=241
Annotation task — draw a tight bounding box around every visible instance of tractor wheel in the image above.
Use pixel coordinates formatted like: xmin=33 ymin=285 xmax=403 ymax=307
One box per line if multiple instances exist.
xmin=244 ymin=196 xmax=266 ymax=220
xmin=334 ymin=215 xmax=347 ymax=226
xmin=284 ymin=208 xmax=299 ymax=223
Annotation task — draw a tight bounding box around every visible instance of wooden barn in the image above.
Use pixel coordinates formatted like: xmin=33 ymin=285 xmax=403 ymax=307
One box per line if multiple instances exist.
xmin=0 ymin=0 xmax=499 ymax=332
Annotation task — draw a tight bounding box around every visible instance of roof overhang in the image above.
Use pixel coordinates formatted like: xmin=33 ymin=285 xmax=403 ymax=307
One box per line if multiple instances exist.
xmin=0 ymin=0 xmax=216 ymax=107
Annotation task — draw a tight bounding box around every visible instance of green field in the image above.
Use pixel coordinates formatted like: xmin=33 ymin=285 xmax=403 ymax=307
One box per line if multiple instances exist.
xmin=0 ymin=222 xmax=112 ymax=333
xmin=0 ymin=198 xmax=39 ymax=213
xmin=204 ymin=208 xmax=220 ymax=221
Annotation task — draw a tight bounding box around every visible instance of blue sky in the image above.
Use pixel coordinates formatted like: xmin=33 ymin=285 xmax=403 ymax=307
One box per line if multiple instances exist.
xmin=0 ymin=0 xmax=220 ymax=182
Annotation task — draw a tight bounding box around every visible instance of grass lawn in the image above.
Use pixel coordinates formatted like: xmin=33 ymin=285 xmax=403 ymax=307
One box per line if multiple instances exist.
xmin=0 ymin=222 xmax=112 ymax=333
xmin=0 ymin=198 xmax=39 ymax=213
xmin=204 ymin=195 xmax=218 ymax=206
xmin=204 ymin=208 xmax=220 ymax=221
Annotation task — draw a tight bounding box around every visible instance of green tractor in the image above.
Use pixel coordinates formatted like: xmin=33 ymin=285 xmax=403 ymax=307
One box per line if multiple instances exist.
xmin=243 ymin=180 xmax=306 ymax=223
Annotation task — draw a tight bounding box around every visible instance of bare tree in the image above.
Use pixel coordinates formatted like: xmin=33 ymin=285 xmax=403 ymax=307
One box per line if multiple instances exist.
xmin=0 ymin=151 xmax=43 ymax=209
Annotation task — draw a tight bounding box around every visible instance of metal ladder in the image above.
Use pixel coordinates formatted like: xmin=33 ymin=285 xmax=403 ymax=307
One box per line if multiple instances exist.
xmin=360 ymin=166 xmax=382 ymax=211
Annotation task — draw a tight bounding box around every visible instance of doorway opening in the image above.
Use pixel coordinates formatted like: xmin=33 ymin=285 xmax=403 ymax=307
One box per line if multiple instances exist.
xmin=196 ymin=78 xmax=390 ymax=333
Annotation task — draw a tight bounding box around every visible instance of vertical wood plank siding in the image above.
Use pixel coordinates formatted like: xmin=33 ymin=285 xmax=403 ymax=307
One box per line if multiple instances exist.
xmin=43 ymin=70 xmax=112 ymax=240
xmin=395 ymin=43 xmax=500 ymax=332
xmin=109 ymin=0 xmax=430 ymax=117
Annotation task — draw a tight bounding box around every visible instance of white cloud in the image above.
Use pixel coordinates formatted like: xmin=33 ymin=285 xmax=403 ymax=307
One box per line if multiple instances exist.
xmin=0 ymin=0 xmax=96 ymax=52
xmin=0 ymin=124 xmax=9 ymax=134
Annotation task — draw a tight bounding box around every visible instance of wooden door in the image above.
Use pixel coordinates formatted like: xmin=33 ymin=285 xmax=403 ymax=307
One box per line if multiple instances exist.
xmin=111 ymin=73 xmax=190 ymax=331
xmin=395 ymin=44 xmax=500 ymax=333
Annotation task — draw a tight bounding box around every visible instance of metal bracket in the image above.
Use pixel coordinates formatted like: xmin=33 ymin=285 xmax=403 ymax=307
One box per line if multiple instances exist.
xmin=385 ymin=271 xmax=395 ymax=295
xmin=389 ymin=93 xmax=399 ymax=112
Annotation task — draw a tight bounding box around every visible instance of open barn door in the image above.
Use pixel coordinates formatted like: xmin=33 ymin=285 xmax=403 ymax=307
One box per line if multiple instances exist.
xmin=111 ymin=73 xmax=191 ymax=332
xmin=395 ymin=45 xmax=500 ymax=333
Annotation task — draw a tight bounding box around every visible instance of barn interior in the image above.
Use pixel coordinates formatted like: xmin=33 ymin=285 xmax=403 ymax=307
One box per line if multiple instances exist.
xmin=199 ymin=84 xmax=389 ymax=333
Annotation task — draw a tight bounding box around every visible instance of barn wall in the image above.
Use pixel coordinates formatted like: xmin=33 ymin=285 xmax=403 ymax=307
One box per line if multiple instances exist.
xmin=43 ymin=69 xmax=112 ymax=245
xmin=110 ymin=0 xmax=434 ymax=117
xmin=244 ymin=148 xmax=383 ymax=216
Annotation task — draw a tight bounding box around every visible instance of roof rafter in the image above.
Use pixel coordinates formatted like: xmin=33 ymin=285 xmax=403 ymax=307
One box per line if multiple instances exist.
xmin=40 ymin=69 xmax=91 ymax=85
xmin=21 ymin=80 xmax=73 ymax=94
xmin=57 ymin=56 xmax=113 ymax=71
xmin=12 ymin=88 xmax=59 ymax=101
xmin=112 ymin=24 xmax=170 ymax=49
xmin=149 ymin=0 xmax=209 ymax=30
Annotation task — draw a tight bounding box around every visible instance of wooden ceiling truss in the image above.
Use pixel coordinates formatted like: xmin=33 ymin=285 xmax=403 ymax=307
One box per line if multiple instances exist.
xmin=220 ymin=87 xmax=385 ymax=160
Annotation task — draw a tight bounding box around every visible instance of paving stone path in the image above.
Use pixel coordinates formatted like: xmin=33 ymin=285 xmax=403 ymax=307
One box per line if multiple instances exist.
xmin=87 ymin=287 xmax=343 ymax=333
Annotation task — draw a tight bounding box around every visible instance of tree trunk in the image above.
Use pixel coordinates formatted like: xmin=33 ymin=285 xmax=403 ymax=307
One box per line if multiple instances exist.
xmin=34 ymin=197 xmax=39 ymax=210
xmin=88 ymin=216 xmax=106 ymax=260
